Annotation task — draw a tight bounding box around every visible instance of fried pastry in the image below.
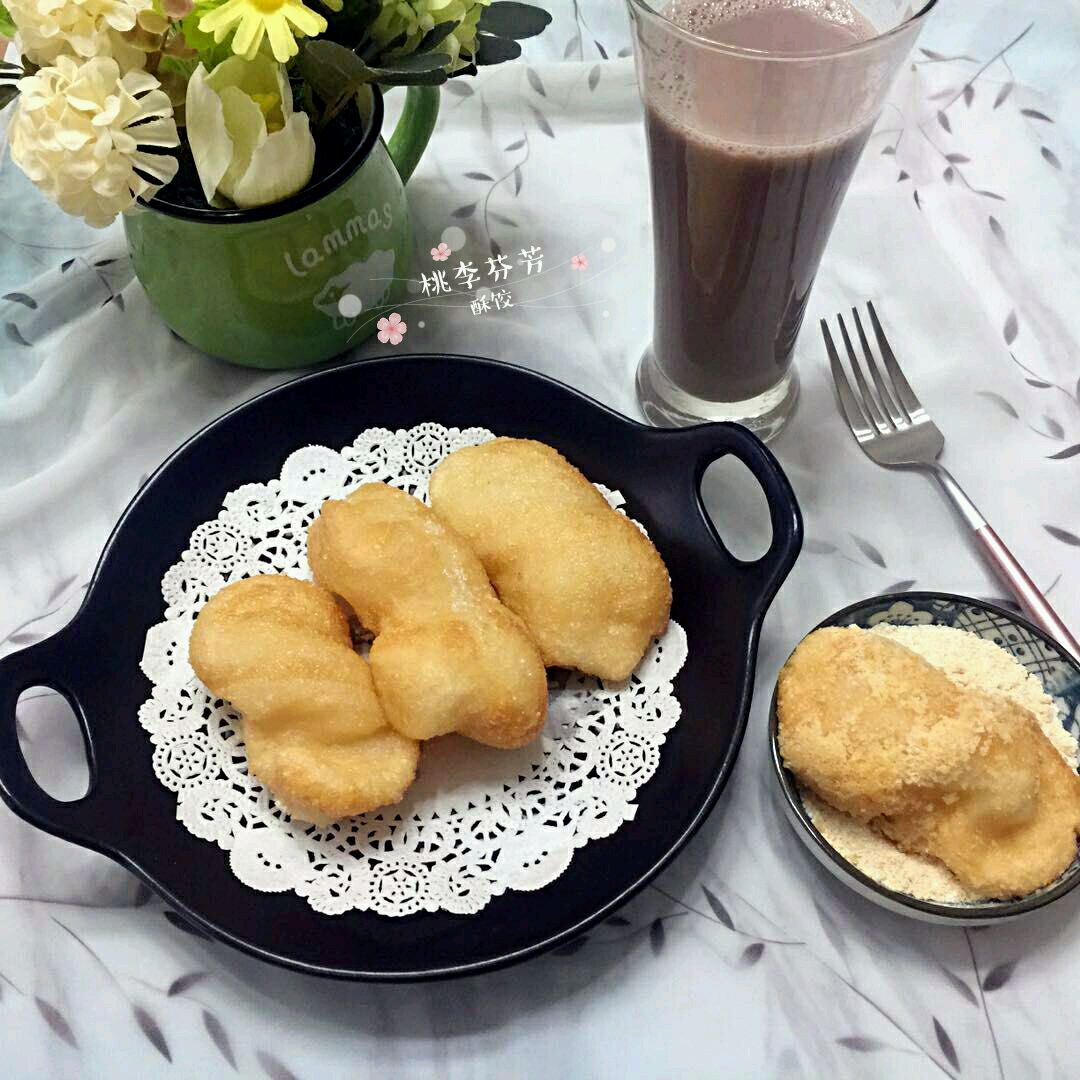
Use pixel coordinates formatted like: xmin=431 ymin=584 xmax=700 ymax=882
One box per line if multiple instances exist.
xmin=188 ymin=574 xmax=419 ymax=823
xmin=876 ymin=693 xmax=1080 ymax=896
xmin=777 ymin=626 xmax=985 ymax=819
xmin=307 ymin=483 xmax=548 ymax=748
xmin=428 ymin=438 xmax=671 ymax=682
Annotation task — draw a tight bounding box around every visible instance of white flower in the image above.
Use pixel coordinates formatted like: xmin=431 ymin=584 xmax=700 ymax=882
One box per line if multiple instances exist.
xmin=10 ymin=55 xmax=180 ymax=228
xmin=7 ymin=0 xmax=155 ymax=68
xmin=185 ymin=54 xmax=314 ymax=209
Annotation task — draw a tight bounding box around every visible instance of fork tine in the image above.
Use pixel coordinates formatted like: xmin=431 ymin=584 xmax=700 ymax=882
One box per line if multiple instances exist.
xmin=837 ymin=314 xmax=890 ymax=434
xmin=852 ymin=307 xmax=906 ymax=427
xmin=821 ymin=319 xmax=873 ymax=441
xmin=866 ymin=301 xmax=924 ymax=420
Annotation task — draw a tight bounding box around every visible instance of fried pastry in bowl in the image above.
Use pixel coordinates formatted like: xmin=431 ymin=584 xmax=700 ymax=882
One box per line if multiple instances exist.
xmin=429 ymin=438 xmax=672 ymax=682
xmin=307 ymin=482 xmax=548 ymax=749
xmin=770 ymin=592 xmax=1080 ymax=924
xmin=188 ymin=575 xmax=419 ymax=823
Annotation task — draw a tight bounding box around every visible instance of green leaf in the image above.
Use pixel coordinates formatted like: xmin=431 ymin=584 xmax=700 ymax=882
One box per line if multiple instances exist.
xmin=369 ymin=51 xmax=450 ymax=74
xmin=362 ymin=51 xmax=451 ymax=88
xmin=416 ymin=20 xmax=458 ymax=53
xmin=371 ymin=67 xmax=447 ymax=87
xmin=478 ymin=2 xmax=552 ymax=40
xmin=0 ymin=2 xmax=16 ymax=39
xmin=475 ymin=34 xmax=522 ymax=65
xmin=0 ymin=83 xmax=18 ymax=113
xmin=178 ymin=6 xmax=236 ymax=69
xmin=296 ymin=38 xmax=369 ymax=109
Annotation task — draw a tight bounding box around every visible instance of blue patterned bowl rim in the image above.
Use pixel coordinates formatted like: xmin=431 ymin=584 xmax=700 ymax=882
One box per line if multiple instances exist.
xmin=769 ymin=591 xmax=1080 ymax=921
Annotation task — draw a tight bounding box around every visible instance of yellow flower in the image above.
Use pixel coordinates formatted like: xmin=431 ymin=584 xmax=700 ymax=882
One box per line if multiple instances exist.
xmin=198 ymin=0 xmax=327 ymax=64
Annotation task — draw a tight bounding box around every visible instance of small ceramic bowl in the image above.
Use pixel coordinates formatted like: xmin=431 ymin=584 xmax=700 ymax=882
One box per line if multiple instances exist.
xmin=769 ymin=591 xmax=1080 ymax=925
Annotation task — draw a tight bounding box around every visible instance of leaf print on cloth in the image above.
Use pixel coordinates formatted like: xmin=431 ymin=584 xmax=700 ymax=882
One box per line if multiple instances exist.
xmin=933 ymin=1018 xmax=960 ymax=1071
xmin=6 ymin=322 xmax=31 ymax=346
xmin=529 ymin=103 xmax=554 ymax=138
xmin=257 ymin=1049 xmax=301 ymax=1080
xmin=738 ymin=942 xmax=765 ymax=968
xmin=981 ymin=960 xmax=1018 ymax=991
xmin=1044 ymin=525 xmax=1080 ymax=547
xmin=36 ymin=998 xmax=78 ymax=1048
xmin=1041 ymin=147 xmax=1062 ymax=169
xmin=882 ymin=580 xmax=917 ymax=593
xmin=133 ymin=1005 xmax=171 ymax=1061
xmin=837 ymin=1036 xmax=889 ymax=1052
xmin=649 ymin=917 xmax=665 ymax=955
xmin=939 ymin=966 xmax=979 ymax=1007
xmin=203 ymin=1010 xmax=238 ymax=1069
xmin=702 ymin=885 xmax=735 ymax=930
xmin=850 ymin=534 xmax=887 ymax=568
xmin=168 ymin=971 xmax=209 ymax=996
xmin=3 ymin=291 xmax=37 ymax=309
xmin=977 ymin=391 xmax=1019 ymax=419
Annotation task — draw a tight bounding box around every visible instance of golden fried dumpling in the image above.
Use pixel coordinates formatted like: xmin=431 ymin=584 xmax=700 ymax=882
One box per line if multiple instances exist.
xmin=777 ymin=626 xmax=985 ymax=820
xmin=429 ymin=438 xmax=671 ymax=682
xmin=188 ymin=575 xmax=419 ymax=823
xmin=877 ymin=693 xmax=1080 ymax=896
xmin=307 ymin=483 xmax=548 ymax=749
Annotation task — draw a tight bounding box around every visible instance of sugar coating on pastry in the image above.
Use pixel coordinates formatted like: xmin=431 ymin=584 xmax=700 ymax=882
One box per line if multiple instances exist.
xmin=429 ymin=438 xmax=672 ymax=682
xmin=777 ymin=626 xmax=985 ymax=819
xmin=307 ymin=483 xmax=548 ymax=749
xmin=876 ymin=691 xmax=1080 ymax=896
xmin=780 ymin=624 xmax=1080 ymax=899
xmin=188 ymin=575 xmax=419 ymax=823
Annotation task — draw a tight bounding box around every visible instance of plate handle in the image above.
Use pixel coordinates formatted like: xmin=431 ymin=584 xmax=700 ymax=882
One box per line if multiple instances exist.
xmin=0 ymin=630 xmax=114 ymax=851
xmin=682 ymin=422 xmax=803 ymax=600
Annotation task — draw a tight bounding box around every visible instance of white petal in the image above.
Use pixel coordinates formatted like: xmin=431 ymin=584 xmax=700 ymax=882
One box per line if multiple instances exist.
xmin=127 ymin=116 xmax=179 ymax=149
xmin=205 ymin=53 xmax=280 ymax=100
xmin=185 ymin=63 xmax=232 ymax=203
xmin=215 ymin=85 xmax=267 ymax=204
xmin=129 ymin=149 xmax=180 ymax=185
xmin=231 ymin=111 xmax=314 ymax=209
xmin=122 ymin=68 xmax=165 ymax=98
xmin=274 ymin=54 xmax=294 ymax=119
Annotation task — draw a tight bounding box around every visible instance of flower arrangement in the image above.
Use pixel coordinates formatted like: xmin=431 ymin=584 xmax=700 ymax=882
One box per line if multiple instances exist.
xmin=0 ymin=0 xmax=550 ymax=225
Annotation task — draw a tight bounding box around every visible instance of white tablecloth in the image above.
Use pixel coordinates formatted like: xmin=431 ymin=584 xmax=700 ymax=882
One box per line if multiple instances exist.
xmin=2 ymin=2 xmax=1079 ymax=1076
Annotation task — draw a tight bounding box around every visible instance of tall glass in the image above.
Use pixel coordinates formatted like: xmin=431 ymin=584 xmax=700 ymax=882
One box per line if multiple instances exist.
xmin=628 ymin=0 xmax=936 ymax=440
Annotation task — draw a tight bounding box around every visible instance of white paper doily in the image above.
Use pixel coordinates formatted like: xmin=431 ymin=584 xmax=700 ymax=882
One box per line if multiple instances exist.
xmin=138 ymin=424 xmax=687 ymax=917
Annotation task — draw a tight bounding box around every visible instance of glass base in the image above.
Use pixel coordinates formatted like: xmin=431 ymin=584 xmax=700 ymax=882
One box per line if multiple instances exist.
xmin=635 ymin=346 xmax=799 ymax=443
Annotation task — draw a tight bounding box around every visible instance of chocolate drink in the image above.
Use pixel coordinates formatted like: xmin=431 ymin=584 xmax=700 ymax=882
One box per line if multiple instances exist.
xmin=644 ymin=2 xmax=877 ymax=404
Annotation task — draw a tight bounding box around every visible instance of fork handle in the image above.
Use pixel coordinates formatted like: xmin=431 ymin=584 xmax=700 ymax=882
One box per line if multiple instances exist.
xmin=933 ymin=466 xmax=1080 ymax=662
xmin=975 ymin=525 xmax=1080 ymax=662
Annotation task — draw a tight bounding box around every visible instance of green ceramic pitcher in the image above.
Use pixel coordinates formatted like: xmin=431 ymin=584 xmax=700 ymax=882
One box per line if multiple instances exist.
xmin=124 ymin=85 xmax=439 ymax=369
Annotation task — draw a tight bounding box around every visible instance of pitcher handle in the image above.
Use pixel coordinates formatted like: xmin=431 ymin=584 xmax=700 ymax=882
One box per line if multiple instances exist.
xmin=387 ymin=85 xmax=441 ymax=185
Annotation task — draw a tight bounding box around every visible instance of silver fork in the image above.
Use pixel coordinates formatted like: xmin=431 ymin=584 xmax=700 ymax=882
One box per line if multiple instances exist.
xmin=822 ymin=301 xmax=1079 ymax=662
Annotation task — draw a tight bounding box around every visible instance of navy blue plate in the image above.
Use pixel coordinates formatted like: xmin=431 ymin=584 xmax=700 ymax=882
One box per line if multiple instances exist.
xmin=0 ymin=354 xmax=801 ymax=980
